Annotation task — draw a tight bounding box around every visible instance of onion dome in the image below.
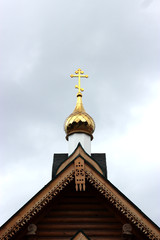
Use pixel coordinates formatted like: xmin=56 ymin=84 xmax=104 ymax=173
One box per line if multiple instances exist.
xmin=64 ymin=92 xmax=95 ymax=140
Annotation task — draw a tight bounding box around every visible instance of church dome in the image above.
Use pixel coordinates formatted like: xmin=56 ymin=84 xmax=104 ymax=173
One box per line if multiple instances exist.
xmin=64 ymin=92 xmax=95 ymax=140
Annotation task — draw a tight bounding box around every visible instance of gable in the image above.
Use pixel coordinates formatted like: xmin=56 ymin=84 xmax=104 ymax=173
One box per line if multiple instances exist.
xmin=52 ymin=152 xmax=107 ymax=179
xmin=0 ymin=156 xmax=159 ymax=240
xmin=55 ymin=144 xmax=104 ymax=176
xmin=35 ymin=181 xmax=122 ymax=239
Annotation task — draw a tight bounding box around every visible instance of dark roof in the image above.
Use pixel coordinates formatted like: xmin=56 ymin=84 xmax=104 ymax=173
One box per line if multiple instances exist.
xmin=92 ymin=153 xmax=107 ymax=178
xmin=52 ymin=153 xmax=107 ymax=179
xmin=52 ymin=153 xmax=68 ymax=179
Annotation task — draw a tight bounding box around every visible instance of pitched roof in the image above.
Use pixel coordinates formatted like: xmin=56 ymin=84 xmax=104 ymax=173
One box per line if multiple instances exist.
xmin=0 ymin=145 xmax=159 ymax=240
xmin=52 ymin=152 xmax=107 ymax=179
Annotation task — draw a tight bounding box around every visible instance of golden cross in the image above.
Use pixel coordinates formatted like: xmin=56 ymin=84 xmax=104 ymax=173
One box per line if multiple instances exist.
xmin=70 ymin=68 xmax=88 ymax=94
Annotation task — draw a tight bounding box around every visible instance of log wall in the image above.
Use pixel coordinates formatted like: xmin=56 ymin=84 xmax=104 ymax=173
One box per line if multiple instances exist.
xmin=36 ymin=183 xmax=122 ymax=240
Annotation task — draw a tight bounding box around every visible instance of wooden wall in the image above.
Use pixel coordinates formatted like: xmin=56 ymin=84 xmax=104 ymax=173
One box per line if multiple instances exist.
xmin=36 ymin=181 xmax=122 ymax=240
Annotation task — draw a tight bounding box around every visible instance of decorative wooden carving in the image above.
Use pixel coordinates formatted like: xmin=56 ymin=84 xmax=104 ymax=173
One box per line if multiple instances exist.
xmin=85 ymin=171 xmax=160 ymax=240
xmin=122 ymin=223 xmax=133 ymax=240
xmin=72 ymin=231 xmax=89 ymax=240
xmin=26 ymin=224 xmax=37 ymax=239
xmin=123 ymin=223 xmax=133 ymax=235
xmin=1 ymin=166 xmax=160 ymax=240
xmin=74 ymin=158 xmax=85 ymax=191
xmin=1 ymin=171 xmax=75 ymax=240
xmin=27 ymin=224 xmax=37 ymax=235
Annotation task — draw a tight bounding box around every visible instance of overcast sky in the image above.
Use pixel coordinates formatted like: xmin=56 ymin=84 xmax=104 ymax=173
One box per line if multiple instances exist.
xmin=0 ymin=0 xmax=160 ymax=227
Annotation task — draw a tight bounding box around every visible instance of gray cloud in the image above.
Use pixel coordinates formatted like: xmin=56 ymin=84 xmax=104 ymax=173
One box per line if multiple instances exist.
xmin=1 ymin=0 xmax=160 ymax=226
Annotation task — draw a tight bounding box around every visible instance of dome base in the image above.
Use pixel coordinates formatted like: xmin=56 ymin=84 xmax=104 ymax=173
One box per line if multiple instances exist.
xmin=68 ymin=133 xmax=91 ymax=156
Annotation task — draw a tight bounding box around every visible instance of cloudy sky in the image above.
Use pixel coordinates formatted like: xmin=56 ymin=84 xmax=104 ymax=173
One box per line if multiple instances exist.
xmin=0 ymin=0 xmax=160 ymax=227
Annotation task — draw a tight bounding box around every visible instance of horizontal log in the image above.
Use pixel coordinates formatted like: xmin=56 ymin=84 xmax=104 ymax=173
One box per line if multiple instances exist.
xmin=86 ymin=237 xmax=121 ymax=240
xmin=53 ymin=203 xmax=106 ymax=210
xmin=62 ymin=192 xmax=95 ymax=197
xmin=38 ymin=223 xmax=121 ymax=230
xmin=41 ymin=216 xmax=119 ymax=223
xmin=38 ymin=229 xmax=121 ymax=237
xmin=39 ymin=237 xmax=121 ymax=240
xmin=48 ymin=210 xmax=113 ymax=216
xmin=59 ymin=198 xmax=100 ymax=204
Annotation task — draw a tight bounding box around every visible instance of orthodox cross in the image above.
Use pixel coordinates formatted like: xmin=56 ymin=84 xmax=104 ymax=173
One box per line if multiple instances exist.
xmin=70 ymin=68 xmax=88 ymax=93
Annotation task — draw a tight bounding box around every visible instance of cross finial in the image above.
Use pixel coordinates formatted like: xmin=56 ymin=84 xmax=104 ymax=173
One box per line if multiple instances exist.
xmin=70 ymin=68 xmax=88 ymax=95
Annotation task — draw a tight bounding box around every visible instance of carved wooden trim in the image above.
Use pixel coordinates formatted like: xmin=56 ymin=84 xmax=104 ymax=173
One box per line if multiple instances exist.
xmin=1 ymin=163 xmax=159 ymax=240
xmin=57 ymin=145 xmax=103 ymax=175
xmin=1 ymin=171 xmax=75 ymax=240
xmin=74 ymin=158 xmax=85 ymax=191
xmin=71 ymin=231 xmax=89 ymax=240
xmin=85 ymin=171 xmax=160 ymax=240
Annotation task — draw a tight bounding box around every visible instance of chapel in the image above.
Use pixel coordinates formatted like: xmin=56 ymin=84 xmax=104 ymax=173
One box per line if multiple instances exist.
xmin=0 ymin=69 xmax=159 ymax=240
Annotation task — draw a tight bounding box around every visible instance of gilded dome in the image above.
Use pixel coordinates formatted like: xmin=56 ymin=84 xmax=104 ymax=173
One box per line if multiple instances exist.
xmin=64 ymin=92 xmax=95 ymax=140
